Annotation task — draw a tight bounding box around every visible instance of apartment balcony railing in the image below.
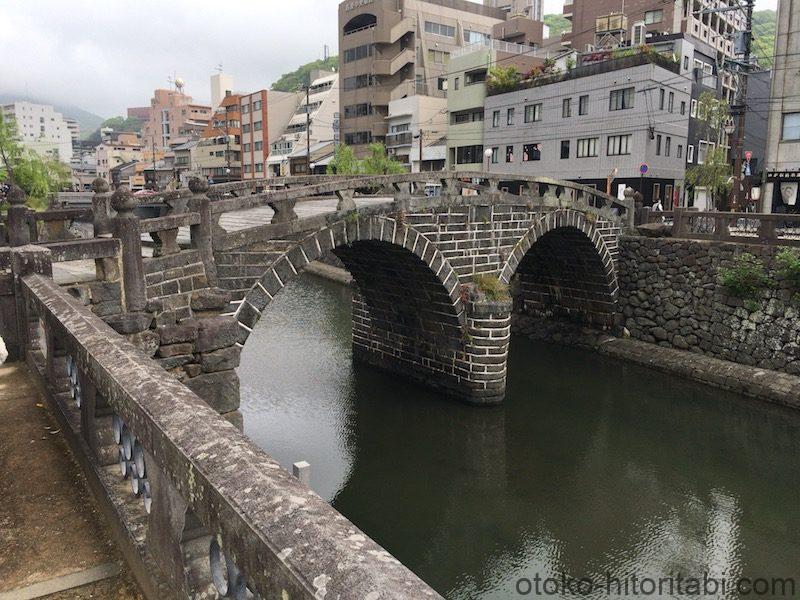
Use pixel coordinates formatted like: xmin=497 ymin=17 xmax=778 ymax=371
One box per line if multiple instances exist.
xmin=386 ymin=131 xmax=413 ymax=148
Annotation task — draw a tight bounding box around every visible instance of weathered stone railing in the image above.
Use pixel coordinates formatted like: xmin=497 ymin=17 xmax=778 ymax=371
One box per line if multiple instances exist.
xmin=13 ymin=246 xmax=441 ymax=599
xmin=644 ymin=208 xmax=800 ymax=246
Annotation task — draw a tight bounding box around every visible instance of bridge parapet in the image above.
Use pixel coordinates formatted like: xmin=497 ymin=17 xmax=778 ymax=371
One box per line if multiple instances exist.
xmin=14 ymin=252 xmax=442 ymax=599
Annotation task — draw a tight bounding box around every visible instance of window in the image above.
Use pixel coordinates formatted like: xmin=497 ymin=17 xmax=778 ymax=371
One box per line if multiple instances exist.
xmin=506 ymin=145 xmax=514 ymax=162
xmin=491 ymin=147 xmax=499 ymax=163
xmin=425 ymin=21 xmax=456 ymax=37
xmin=668 ymin=92 xmax=674 ymax=113
xmin=562 ymin=98 xmax=572 ymax=118
xmin=656 ymin=134 xmax=662 ymax=155
xmin=507 ymin=108 xmax=515 ymax=125
xmin=579 ymin=95 xmax=589 ymax=116
xmin=524 ymin=103 xmax=542 ymax=123
xmin=680 ymin=101 xmax=686 ymax=115
xmin=255 ymin=163 xmax=264 ymax=173
xmin=451 ymin=110 xmax=483 ymax=124
xmin=632 ymin=22 xmax=646 ymax=45
xmin=343 ymin=74 xmax=377 ymax=90
xmin=455 ymin=144 xmax=483 ymax=164
xmin=244 ymin=164 xmax=252 ymax=174
xmin=610 ymin=87 xmax=634 ymax=110
xmin=677 ymin=144 xmax=683 ymax=159
xmin=465 ymin=69 xmax=486 ymax=85
xmin=577 ymin=138 xmax=598 ymax=158
xmin=454 ymin=77 xmax=460 ymax=90
xmin=687 ymin=144 xmax=695 ymax=163
xmin=428 ymin=49 xmax=450 ymax=64
xmin=782 ymin=113 xmax=800 ymax=140
xmin=523 ymin=143 xmax=541 ymax=161
xmin=492 ymin=110 xmax=500 ymax=127
xmin=683 ymin=56 xmax=689 ymax=70
xmin=242 ymin=124 xmax=250 ymax=133
xmin=344 ymin=44 xmax=374 ymax=63
xmin=254 ymin=141 xmax=263 ymax=151
xmin=560 ymin=140 xmax=570 ymax=159
xmin=243 ymin=143 xmax=251 ymax=152
xmin=659 ymin=89 xmax=665 ymax=110
xmin=464 ymin=30 xmax=490 ymax=44
xmin=665 ymin=136 xmax=671 ymax=157
xmin=344 ymin=131 xmax=372 ymax=145
xmin=653 ymin=183 xmax=661 ymax=201
xmin=607 ymin=134 xmax=631 ymax=156
xmin=437 ymin=77 xmax=448 ymax=91
xmin=252 ymin=100 xmax=262 ymax=111
xmin=344 ymin=103 xmax=372 ymax=118
xmin=253 ymin=121 xmax=262 ymax=131
xmin=241 ymin=103 xmax=250 ymax=114
xmin=645 ymin=9 xmax=663 ymax=24
xmin=665 ymin=185 xmax=673 ymax=205
xmin=690 ymin=99 xmax=698 ymax=117
xmin=697 ymin=140 xmax=715 ymax=164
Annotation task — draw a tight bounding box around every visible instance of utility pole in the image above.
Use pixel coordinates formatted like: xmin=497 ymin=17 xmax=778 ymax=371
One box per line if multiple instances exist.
xmin=732 ymin=0 xmax=755 ymax=211
xmin=151 ymin=139 xmax=158 ymax=191
xmin=418 ymin=128 xmax=424 ymax=174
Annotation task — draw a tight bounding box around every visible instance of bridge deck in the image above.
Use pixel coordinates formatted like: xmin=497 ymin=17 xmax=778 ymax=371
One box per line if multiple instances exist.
xmin=0 ymin=363 xmax=142 ymax=600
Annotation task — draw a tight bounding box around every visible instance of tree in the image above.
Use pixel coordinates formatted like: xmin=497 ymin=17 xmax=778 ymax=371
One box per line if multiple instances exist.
xmin=272 ymin=56 xmax=339 ymax=92
xmin=685 ymin=146 xmax=732 ymax=210
xmin=0 ymin=113 xmax=71 ymax=209
xmin=360 ymin=143 xmax=406 ymax=175
xmin=696 ymin=91 xmax=730 ymax=146
xmin=326 ymin=144 xmax=361 ymax=175
xmin=486 ymin=66 xmax=522 ymax=94
xmin=543 ymin=14 xmax=571 ymax=38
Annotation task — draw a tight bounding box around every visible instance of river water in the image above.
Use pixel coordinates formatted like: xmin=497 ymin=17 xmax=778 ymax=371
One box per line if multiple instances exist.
xmin=239 ymin=273 xmax=800 ymax=599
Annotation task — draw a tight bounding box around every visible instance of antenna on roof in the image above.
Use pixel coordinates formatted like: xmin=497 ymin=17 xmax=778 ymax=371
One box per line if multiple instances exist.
xmin=215 ymin=63 xmax=224 ymax=74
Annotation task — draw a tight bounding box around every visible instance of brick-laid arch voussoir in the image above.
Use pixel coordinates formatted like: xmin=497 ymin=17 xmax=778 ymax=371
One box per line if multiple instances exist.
xmin=232 ymin=215 xmax=466 ymax=345
xmin=498 ymin=209 xmax=619 ymax=298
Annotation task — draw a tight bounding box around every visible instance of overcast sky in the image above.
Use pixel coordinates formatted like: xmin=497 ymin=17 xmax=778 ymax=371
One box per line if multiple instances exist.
xmin=0 ymin=0 xmax=779 ymax=118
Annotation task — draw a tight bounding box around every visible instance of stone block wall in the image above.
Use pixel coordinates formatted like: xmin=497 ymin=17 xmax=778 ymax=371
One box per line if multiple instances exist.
xmin=618 ymin=237 xmax=800 ymax=375
xmin=144 ymin=251 xmax=208 ymax=325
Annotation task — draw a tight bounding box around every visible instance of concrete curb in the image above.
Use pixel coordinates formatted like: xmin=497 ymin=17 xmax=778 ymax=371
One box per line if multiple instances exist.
xmin=598 ymin=337 xmax=800 ymax=410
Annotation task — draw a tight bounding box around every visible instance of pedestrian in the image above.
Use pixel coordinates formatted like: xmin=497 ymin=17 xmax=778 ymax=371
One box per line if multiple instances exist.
xmin=0 ymin=335 xmax=7 ymax=366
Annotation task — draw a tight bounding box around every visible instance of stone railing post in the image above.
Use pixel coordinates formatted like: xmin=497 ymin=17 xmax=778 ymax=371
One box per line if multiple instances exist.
xmin=6 ymin=185 xmax=31 ymax=247
xmin=9 ymin=245 xmax=52 ymax=361
xmin=672 ymin=207 xmax=685 ymax=237
xmin=91 ymin=178 xmax=113 ymax=237
xmin=623 ymin=187 xmax=636 ymax=231
xmin=111 ymin=186 xmax=147 ymax=313
xmin=757 ymin=217 xmax=778 ymax=243
xmin=188 ymin=178 xmax=218 ymax=287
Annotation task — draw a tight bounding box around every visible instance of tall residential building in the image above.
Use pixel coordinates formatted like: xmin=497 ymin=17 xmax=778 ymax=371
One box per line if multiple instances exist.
xmin=95 ymin=132 xmax=144 ymax=183
xmin=338 ymin=0 xmax=544 ymax=157
xmin=764 ymin=0 xmax=800 ymax=213
xmin=127 ymin=106 xmax=151 ymax=122
xmin=562 ymin=0 xmax=746 ymax=58
xmin=196 ymin=92 xmax=243 ymax=183
xmin=64 ymin=118 xmax=80 ymax=144
xmin=268 ymin=70 xmax=340 ymax=177
xmin=1 ymin=101 xmax=74 ymax=163
xmin=211 ymin=72 xmax=235 ymax=109
xmin=141 ymin=88 xmax=212 ymax=151
xmin=239 ymin=89 xmax=301 ymax=180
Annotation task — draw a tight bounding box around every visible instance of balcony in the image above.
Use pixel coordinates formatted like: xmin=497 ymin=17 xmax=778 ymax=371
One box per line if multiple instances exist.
xmin=386 ymin=130 xmax=413 ymax=148
xmin=373 ymin=48 xmax=415 ymax=76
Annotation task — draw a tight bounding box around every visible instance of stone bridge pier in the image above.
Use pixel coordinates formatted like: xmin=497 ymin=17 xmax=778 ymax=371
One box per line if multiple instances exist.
xmin=210 ymin=174 xmax=630 ymax=404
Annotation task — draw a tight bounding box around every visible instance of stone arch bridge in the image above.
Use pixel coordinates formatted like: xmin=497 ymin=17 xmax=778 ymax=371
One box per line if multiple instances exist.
xmin=206 ymin=173 xmax=632 ymax=404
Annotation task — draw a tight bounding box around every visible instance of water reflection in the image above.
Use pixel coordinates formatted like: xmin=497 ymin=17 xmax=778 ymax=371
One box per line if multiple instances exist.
xmin=240 ymin=273 xmax=800 ymax=599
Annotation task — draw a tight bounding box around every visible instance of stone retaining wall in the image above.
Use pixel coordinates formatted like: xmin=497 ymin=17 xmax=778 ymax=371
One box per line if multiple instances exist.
xmin=618 ymin=236 xmax=800 ymax=375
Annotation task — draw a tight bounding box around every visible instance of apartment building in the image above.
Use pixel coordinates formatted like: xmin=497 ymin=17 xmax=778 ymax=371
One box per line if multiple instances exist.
xmin=484 ymin=0 xmax=543 ymax=21
xmin=239 ymin=89 xmax=300 ymax=180
xmin=764 ymin=0 xmax=800 ymax=213
xmin=141 ymin=88 xmax=212 ymax=151
xmin=483 ymin=51 xmax=690 ymax=206
xmin=446 ymin=37 xmax=548 ymax=169
xmin=562 ymin=0 xmax=746 ymax=60
xmin=1 ymin=101 xmax=74 ymax=163
xmin=196 ymin=92 xmax=242 ymax=183
xmin=386 ymin=94 xmax=448 ymax=171
xmin=338 ymin=0 xmax=544 ymax=157
xmin=95 ymin=132 xmax=144 ymax=183
xmin=268 ymin=71 xmax=339 ymax=177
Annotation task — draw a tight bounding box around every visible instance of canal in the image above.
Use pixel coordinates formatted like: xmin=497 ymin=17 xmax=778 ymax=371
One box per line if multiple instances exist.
xmin=239 ymin=273 xmax=800 ymax=599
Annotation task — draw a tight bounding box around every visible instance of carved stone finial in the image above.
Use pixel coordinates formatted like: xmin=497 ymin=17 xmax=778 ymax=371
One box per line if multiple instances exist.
xmin=91 ymin=178 xmax=110 ymax=194
xmin=7 ymin=184 xmax=25 ymax=206
xmin=188 ymin=177 xmax=209 ymax=194
xmin=110 ymin=186 xmax=137 ymax=214
xmin=623 ymin=187 xmax=635 ymax=199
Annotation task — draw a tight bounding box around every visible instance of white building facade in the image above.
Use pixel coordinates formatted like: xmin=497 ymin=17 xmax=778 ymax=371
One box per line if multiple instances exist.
xmin=2 ymin=101 xmax=74 ymax=163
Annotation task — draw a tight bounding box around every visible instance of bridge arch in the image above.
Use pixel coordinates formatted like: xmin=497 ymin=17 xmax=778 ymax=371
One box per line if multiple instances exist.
xmin=499 ymin=209 xmax=619 ymax=328
xmin=231 ymin=214 xmax=482 ymax=399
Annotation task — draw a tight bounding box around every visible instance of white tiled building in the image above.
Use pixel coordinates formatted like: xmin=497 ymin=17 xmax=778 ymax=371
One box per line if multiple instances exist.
xmin=1 ymin=101 xmax=74 ymax=163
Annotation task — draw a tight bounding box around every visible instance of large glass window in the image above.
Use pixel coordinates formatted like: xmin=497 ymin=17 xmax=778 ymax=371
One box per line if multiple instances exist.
xmin=344 ymin=44 xmax=374 ymax=63
xmin=492 ymin=110 xmax=500 ymax=128
xmin=782 ymin=113 xmax=800 ymax=140
xmin=507 ymin=108 xmax=515 ymax=125
xmin=560 ymin=140 xmax=570 ymax=159
xmin=464 ymin=30 xmax=490 ymax=44
xmin=562 ymin=98 xmax=572 ymax=118
xmin=455 ymin=144 xmax=483 ymax=164
xmin=607 ymin=134 xmax=631 ymax=156
xmin=579 ymin=95 xmax=589 ymax=116
xmin=645 ymin=9 xmax=663 ymax=24
xmin=577 ymin=138 xmax=598 ymax=158
xmin=523 ymin=143 xmax=541 ymax=161
xmin=610 ymin=87 xmax=635 ymax=111
xmin=425 ymin=21 xmax=456 ymax=37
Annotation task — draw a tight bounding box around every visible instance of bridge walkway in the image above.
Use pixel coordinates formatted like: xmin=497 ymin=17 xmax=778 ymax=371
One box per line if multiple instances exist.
xmin=0 ymin=363 xmax=142 ymax=600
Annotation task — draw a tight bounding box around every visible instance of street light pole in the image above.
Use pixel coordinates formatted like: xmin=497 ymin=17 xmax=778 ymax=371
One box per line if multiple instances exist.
xmin=732 ymin=0 xmax=754 ymax=211
xmin=305 ymin=84 xmax=311 ymax=175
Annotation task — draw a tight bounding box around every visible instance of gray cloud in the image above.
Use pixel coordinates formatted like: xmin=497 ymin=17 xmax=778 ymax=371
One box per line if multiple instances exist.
xmin=0 ymin=0 xmax=779 ymax=118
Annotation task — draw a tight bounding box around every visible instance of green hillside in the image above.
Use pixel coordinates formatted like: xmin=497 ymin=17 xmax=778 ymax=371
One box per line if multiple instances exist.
xmin=752 ymin=9 xmax=776 ymax=68
xmin=271 ymin=56 xmax=339 ymax=92
xmin=543 ymin=14 xmax=571 ymax=39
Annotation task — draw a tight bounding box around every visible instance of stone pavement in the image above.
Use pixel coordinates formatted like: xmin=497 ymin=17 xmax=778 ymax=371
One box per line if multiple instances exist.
xmin=0 ymin=363 xmax=142 ymax=600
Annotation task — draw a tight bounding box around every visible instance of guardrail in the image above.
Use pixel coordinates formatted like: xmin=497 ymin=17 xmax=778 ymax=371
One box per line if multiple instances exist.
xmin=644 ymin=207 xmax=800 ymax=246
xmin=15 ymin=256 xmax=440 ymax=599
